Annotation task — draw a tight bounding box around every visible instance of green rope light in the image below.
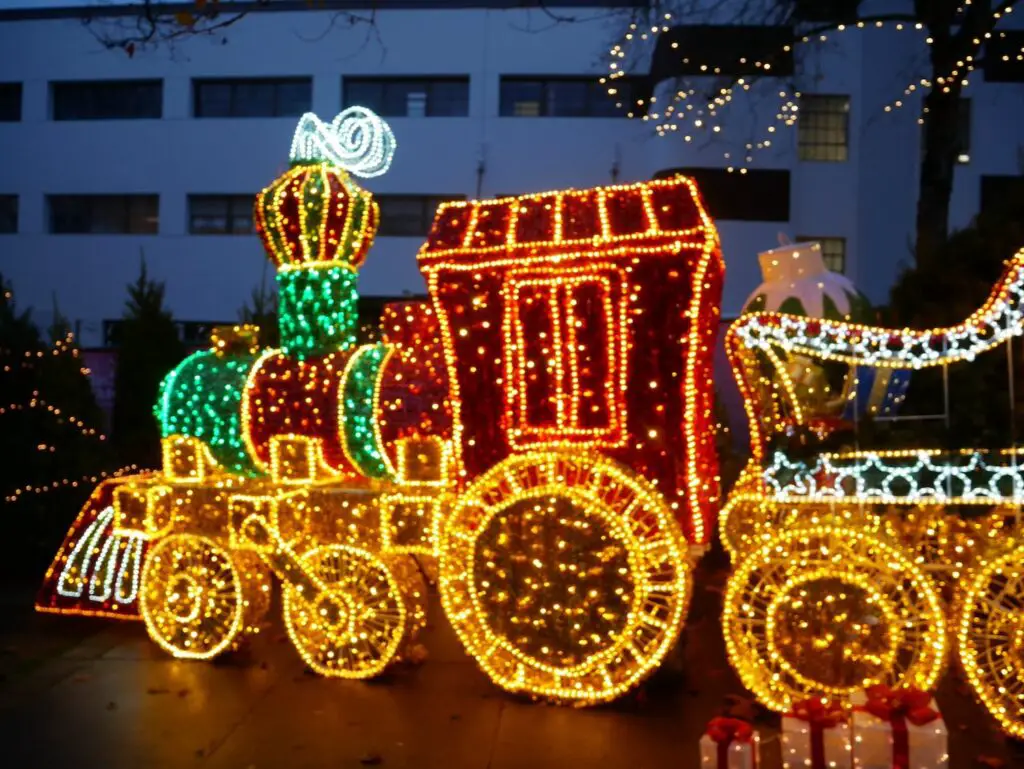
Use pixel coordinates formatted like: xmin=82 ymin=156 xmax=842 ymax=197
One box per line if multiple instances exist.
xmin=277 ymin=265 xmax=359 ymax=359
xmin=156 ymin=350 xmax=260 ymax=476
xmin=340 ymin=343 xmax=392 ymax=479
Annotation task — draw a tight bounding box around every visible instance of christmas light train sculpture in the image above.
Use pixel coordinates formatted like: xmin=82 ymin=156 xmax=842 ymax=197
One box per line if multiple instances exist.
xmin=34 ymin=107 xmax=1024 ymax=734
xmin=38 ymin=107 xmax=723 ymax=703
xmin=721 ymin=248 xmax=1024 ymax=738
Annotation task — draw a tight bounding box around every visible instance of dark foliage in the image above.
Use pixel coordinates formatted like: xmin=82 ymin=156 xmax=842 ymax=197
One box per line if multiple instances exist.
xmin=111 ymin=259 xmax=186 ymax=468
xmin=0 ymin=276 xmax=114 ymax=576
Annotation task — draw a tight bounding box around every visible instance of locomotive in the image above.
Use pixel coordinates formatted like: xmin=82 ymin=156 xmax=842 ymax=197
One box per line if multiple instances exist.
xmin=38 ymin=106 xmax=724 ymax=703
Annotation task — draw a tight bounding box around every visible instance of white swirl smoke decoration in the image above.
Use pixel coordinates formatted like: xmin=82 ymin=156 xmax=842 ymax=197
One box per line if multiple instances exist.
xmin=289 ymin=106 xmax=396 ymax=178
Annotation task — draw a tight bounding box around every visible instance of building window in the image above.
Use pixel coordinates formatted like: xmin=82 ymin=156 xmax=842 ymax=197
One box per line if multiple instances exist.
xmin=984 ymin=31 xmax=1024 ymax=82
xmin=0 ymin=83 xmax=22 ymax=122
xmin=654 ymin=167 xmax=790 ymax=221
xmin=188 ymin=195 xmax=254 ymax=234
xmin=49 ymin=195 xmax=159 ymax=234
xmin=650 ymin=26 xmax=795 ymax=82
xmin=52 ymin=80 xmax=162 ymax=120
xmin=798 ymin=95 xmax=849 ymax=162
xmin=343 ymin=77 xmax=469 ymax=117
xmin=499 ymin=77 xmax=628 ymax=117
xmin=193 ymin=78 xmax=312 ymax=118
xmin=797 ymin=235 xmax=846 ymax=273
xmin=980 ymin=175 xmax=1024 ymax=218
xmin=376 ymin=195 xmax=465 ymax=237
xmin=0 ymin=196 xmax=17 ymax=233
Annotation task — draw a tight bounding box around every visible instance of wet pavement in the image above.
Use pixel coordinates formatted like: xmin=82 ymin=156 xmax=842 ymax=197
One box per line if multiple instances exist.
xmin=0 ymin=570 xmax=1020 ymax=769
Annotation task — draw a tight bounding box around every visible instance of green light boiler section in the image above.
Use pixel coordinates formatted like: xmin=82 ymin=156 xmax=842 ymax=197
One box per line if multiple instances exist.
xmin=155 ymin=350 xmax=260 ymax=476
xmin=340 ymin=343 xmax=393 ymax=480
xmin=277 ymin=265 xmax=359 ymax=359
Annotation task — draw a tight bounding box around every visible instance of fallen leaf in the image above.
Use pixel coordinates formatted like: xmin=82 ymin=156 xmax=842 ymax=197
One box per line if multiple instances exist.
xmin=146 ymin=687 xmax=170 ymax=695
xmin=359 ymin=752 xmax=382 ymax=765
xmin=105 ymin=701 xmax=117 ymax=711
xmin=177 ymin=688 xmax=189 ymax=697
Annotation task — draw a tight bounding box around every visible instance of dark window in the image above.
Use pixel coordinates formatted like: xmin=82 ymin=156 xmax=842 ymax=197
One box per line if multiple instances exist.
xmin=798 ymin=95 xmax=850 ymax=162
xmin=188 ymin=195 xmax=254 ymax=234
xmin=984 ymin=31 xmax=1024 ymax=82
xmin=980 ymin=175 xmax=1024 ymax=218
xmin=0 ymin=196 xmax=17 ymax=233
xmin=0 ymin=83 xmax=22 ymax=122
xmin=376 ymin=195 xmax=465 ymax=237
xmin=796 ymin=235 xmax=846 ymax=273
xmin=49 ymin=195 xmax=159 ymax=234
xmin=193 ymin=78 xmax=312 ymax=118
xmin=343 ymin=77 xmax=470 ymax=117
xmin=654 ymin=167 xmax=790 ymax=221
xmin=650 ymin=26 xmax=795 ymax=82
xmin=499 ymin=77 xmax=628 ymax=117
xmin=52 ymin=80 xmax=162 ymax=120
xmin=792 ymin=0 xmax=861 ymax=22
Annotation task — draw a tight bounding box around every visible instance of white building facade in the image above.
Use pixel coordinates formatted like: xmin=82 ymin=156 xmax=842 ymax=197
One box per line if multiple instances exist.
xmin=0 ymin=0 xmax=1021 ymax=348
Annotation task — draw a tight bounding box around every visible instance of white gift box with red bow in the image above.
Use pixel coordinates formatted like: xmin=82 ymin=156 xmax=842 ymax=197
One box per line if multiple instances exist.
xmin=851 ymin=688 xmax=948 ymax=769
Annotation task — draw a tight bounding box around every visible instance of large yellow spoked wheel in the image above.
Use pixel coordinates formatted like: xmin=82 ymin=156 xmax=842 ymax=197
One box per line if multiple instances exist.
xmin=438 ymin=451 xmax=691 ymax=704
xmin=140 ymin=534 xmax=260 ymax=660
xmin=283 ymin=545 xmax=426 ymax=679
xmin=957 ymin=539 xmax=1024 ymax=739
xmin=722 ymin=523 xmax=947 ymax=712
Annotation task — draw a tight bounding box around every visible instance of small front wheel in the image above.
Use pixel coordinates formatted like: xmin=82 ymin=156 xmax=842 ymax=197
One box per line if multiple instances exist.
xmin=140 ymin=534 xmax=260 ymax=659
xmin=957 ymin=539 xmax=1024 ymax=739
xmin=282 ymin=545 xmax=426 ymax=678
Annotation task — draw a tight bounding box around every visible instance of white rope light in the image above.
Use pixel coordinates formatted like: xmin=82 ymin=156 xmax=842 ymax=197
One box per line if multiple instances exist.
xmin=289 ymin=106 xmax=397 ymax=178
xmin=763 ymin=449 xmax=1024 ymax=504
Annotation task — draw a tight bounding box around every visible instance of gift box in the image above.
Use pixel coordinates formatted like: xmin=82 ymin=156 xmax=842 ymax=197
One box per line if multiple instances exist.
xmin=852 ymin=686 xmax=948 ymax=769
xmin=700 ymin=717 xmax=759 ymax=769
xmin=781 ymin=698 xmax=852 ymax=769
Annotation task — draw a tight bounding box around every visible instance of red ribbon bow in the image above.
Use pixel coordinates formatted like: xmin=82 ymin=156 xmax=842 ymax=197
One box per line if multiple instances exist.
xmin=858 ymin=685 xmax=940 ymax=769
xmin=706 ymin=717 xmax=756 ymax=769
xmin=787 ymin=698 xmax=847 ymax=769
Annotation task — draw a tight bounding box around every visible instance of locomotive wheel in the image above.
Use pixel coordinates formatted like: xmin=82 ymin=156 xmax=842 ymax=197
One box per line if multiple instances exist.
xmin=957 ymin=539 xmax=1024 ymax=739
xmin=140 ymin=534 xmax=259 ymax=660
xmin=722 ymin=523 xmax=947 ymax=712
xmin=719 ymin=481 xmax=792 ymax=561
xmin=437 ymin=451 xmax=691 ymax=704
xmin=282 ymin=545 xmax=426 ymax=679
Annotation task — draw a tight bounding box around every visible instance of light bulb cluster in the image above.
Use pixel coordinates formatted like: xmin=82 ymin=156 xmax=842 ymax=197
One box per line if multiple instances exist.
xmin=0 ymin=393 xmax=106 ymax=440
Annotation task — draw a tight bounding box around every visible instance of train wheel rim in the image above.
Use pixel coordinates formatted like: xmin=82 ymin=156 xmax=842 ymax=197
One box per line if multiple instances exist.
xmin=957 ymin=540 xmax=1024 ymax=739
xmin=282 ymin=545 xmax=423 ymax=679
xmin=438 ymin=451 xmax=690 ymax=704
xmin=722 ymin=523 xmax=947 ymax=712
xmin=139 ymin=534 xmax=245 ymax=660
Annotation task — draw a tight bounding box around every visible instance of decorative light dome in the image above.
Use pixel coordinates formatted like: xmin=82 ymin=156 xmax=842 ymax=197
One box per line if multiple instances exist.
xmin=254 ymin=107 xmax=396 ymax=271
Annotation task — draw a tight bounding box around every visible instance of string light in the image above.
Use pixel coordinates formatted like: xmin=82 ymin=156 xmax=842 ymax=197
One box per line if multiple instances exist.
xmin=610 ymin=6 xmax=1017 ymax=167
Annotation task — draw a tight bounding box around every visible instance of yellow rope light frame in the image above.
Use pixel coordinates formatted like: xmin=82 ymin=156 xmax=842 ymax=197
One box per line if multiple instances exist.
xmin=437 ymin=450 xmax=690 ymax=703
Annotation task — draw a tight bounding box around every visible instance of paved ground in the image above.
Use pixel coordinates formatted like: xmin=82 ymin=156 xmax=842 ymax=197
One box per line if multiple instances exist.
xmin=0 ymin=562 xmax=1020 ymax=769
